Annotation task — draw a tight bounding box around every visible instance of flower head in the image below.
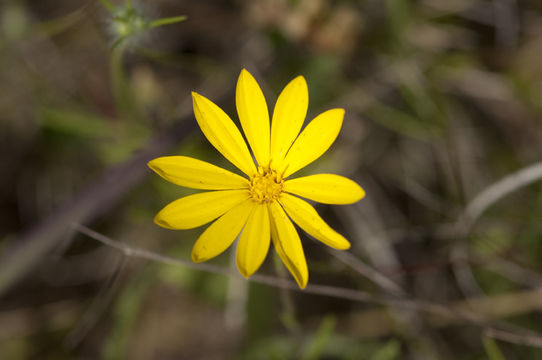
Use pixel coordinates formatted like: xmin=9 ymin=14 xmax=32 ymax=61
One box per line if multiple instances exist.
xmin=149 ymin=69 xmax=365 ymax=288
xmin=99 ymin=0 xmax=186 ymax=48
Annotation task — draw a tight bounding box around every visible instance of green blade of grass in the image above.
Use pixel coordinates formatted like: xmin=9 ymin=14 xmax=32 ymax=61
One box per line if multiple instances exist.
xmin=149 ymin=15 xmax=187 ymax=29
xmin=483 ymin=336 xmax=506 ymax=360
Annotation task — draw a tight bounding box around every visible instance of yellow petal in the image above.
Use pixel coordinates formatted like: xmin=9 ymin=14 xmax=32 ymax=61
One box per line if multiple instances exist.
xmin=268 ymin=201 xmax=308 ymax=289
xmin=270 ymin=76 xmax=308 ymax=166
xmin=192 ymin=92 xmax=257 ymax=176
xmin=280 ymin=109 xmax=344 ymax=178
xmin=279 ymin=193 xmax=350 ymax=250
xmin=191 ymin=199 xmax=255 ymax=263
xmin=236 ymin=204 xmax=270 ymax=278
xmin=148 ymin=156 xmax=248 ymax=190
xmin=154 ymin=190 xmax=250 ymax=230
xmin=284 ymin=174 xmax=365 ymax=204
xmin=236 ymin=69 xmax=271 ymax=167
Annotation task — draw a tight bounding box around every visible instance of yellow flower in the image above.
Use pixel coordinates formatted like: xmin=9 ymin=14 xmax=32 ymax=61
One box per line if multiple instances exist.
xmin=148 ymin=69 xmax=365 ymax=289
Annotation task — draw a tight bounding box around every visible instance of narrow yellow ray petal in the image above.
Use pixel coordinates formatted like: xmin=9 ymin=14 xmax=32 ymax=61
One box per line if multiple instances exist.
xmin=192 ymin=92 xmax=257 ymax=176
xmin=236 ymin=69 xmax=270 ymax=167
xmin=268 ymin=201 xmax=308 ymax=289
xmin=270 ymin=76 xmax=308 ymax=166
xmin=191 ymin=199 xmax=255 ymax=263
xmin=284 ymin=174 xmax=365 ymax=204
xmin=281 ymin=109 xmax=344 ymax=178
xmin=236 ymin=204 xmax=270 ymax=278
xmin=279 ymin=193 xmax=350 ymax=250
xmin=154 ymin=190 xmax=250 ymax=230
xmin=148 ymin=156 xmax=249 ymax=190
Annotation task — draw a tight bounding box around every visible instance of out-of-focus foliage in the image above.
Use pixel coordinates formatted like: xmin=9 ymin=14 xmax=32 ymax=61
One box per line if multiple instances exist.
xmin=2 ymin=0 xmax=542 ymax=359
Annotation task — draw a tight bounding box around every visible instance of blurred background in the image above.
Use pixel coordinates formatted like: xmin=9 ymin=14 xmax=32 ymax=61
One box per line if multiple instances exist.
xmin=2 ymin=0 xmax=542 ymax=358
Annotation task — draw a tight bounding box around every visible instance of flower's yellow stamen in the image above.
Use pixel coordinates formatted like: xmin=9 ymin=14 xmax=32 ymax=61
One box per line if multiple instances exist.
xmin=250 ymin=166 xmax=283 ymax=203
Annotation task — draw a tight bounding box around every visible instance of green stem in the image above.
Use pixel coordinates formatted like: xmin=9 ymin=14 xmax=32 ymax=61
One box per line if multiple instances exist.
xmin=149 ymin=15 xmax=187 ymax=29
xmin=110 ymin=43 xmax=137 ymax=120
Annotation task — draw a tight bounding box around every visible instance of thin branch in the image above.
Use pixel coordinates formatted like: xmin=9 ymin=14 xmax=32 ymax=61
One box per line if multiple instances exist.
xmin=73 ymin=223 xmax=542 ymax=343
xmin=69 ymin=223 xmax=404 ymax=305
xmin=451 ymin=161 xmax=542 ymax=301
xmin=485 ymin=328 xmax=542 ymax=348
xmin=459 ymin=161 xmax=542 ymax=230
xmin=327 ymin=249 xmax=406 ymax=296
xmin=72 ymin=223 xmax=235 ymax=278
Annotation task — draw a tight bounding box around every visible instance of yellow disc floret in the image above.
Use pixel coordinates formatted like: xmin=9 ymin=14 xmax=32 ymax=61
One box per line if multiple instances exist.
xmin=250 ymin=166 xmax=283 ymax=203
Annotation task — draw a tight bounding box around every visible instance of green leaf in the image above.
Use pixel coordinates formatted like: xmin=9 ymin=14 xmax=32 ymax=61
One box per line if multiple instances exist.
xmin=369 ymin=340 xmax=400 ymax=360
xmin=301 ymin=315 xmax=336 ymax=360
xmin=40 ymin=107 xmax=114 ymax=138
xmin=149 ymin=15 xmax=187 ymax=29
xmin=483 ymin=336 xmax=506 ymax=360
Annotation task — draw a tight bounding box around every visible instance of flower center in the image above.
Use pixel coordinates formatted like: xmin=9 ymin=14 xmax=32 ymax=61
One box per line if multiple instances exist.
xmin=250 ymin=167 xmax=283 ymax=203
